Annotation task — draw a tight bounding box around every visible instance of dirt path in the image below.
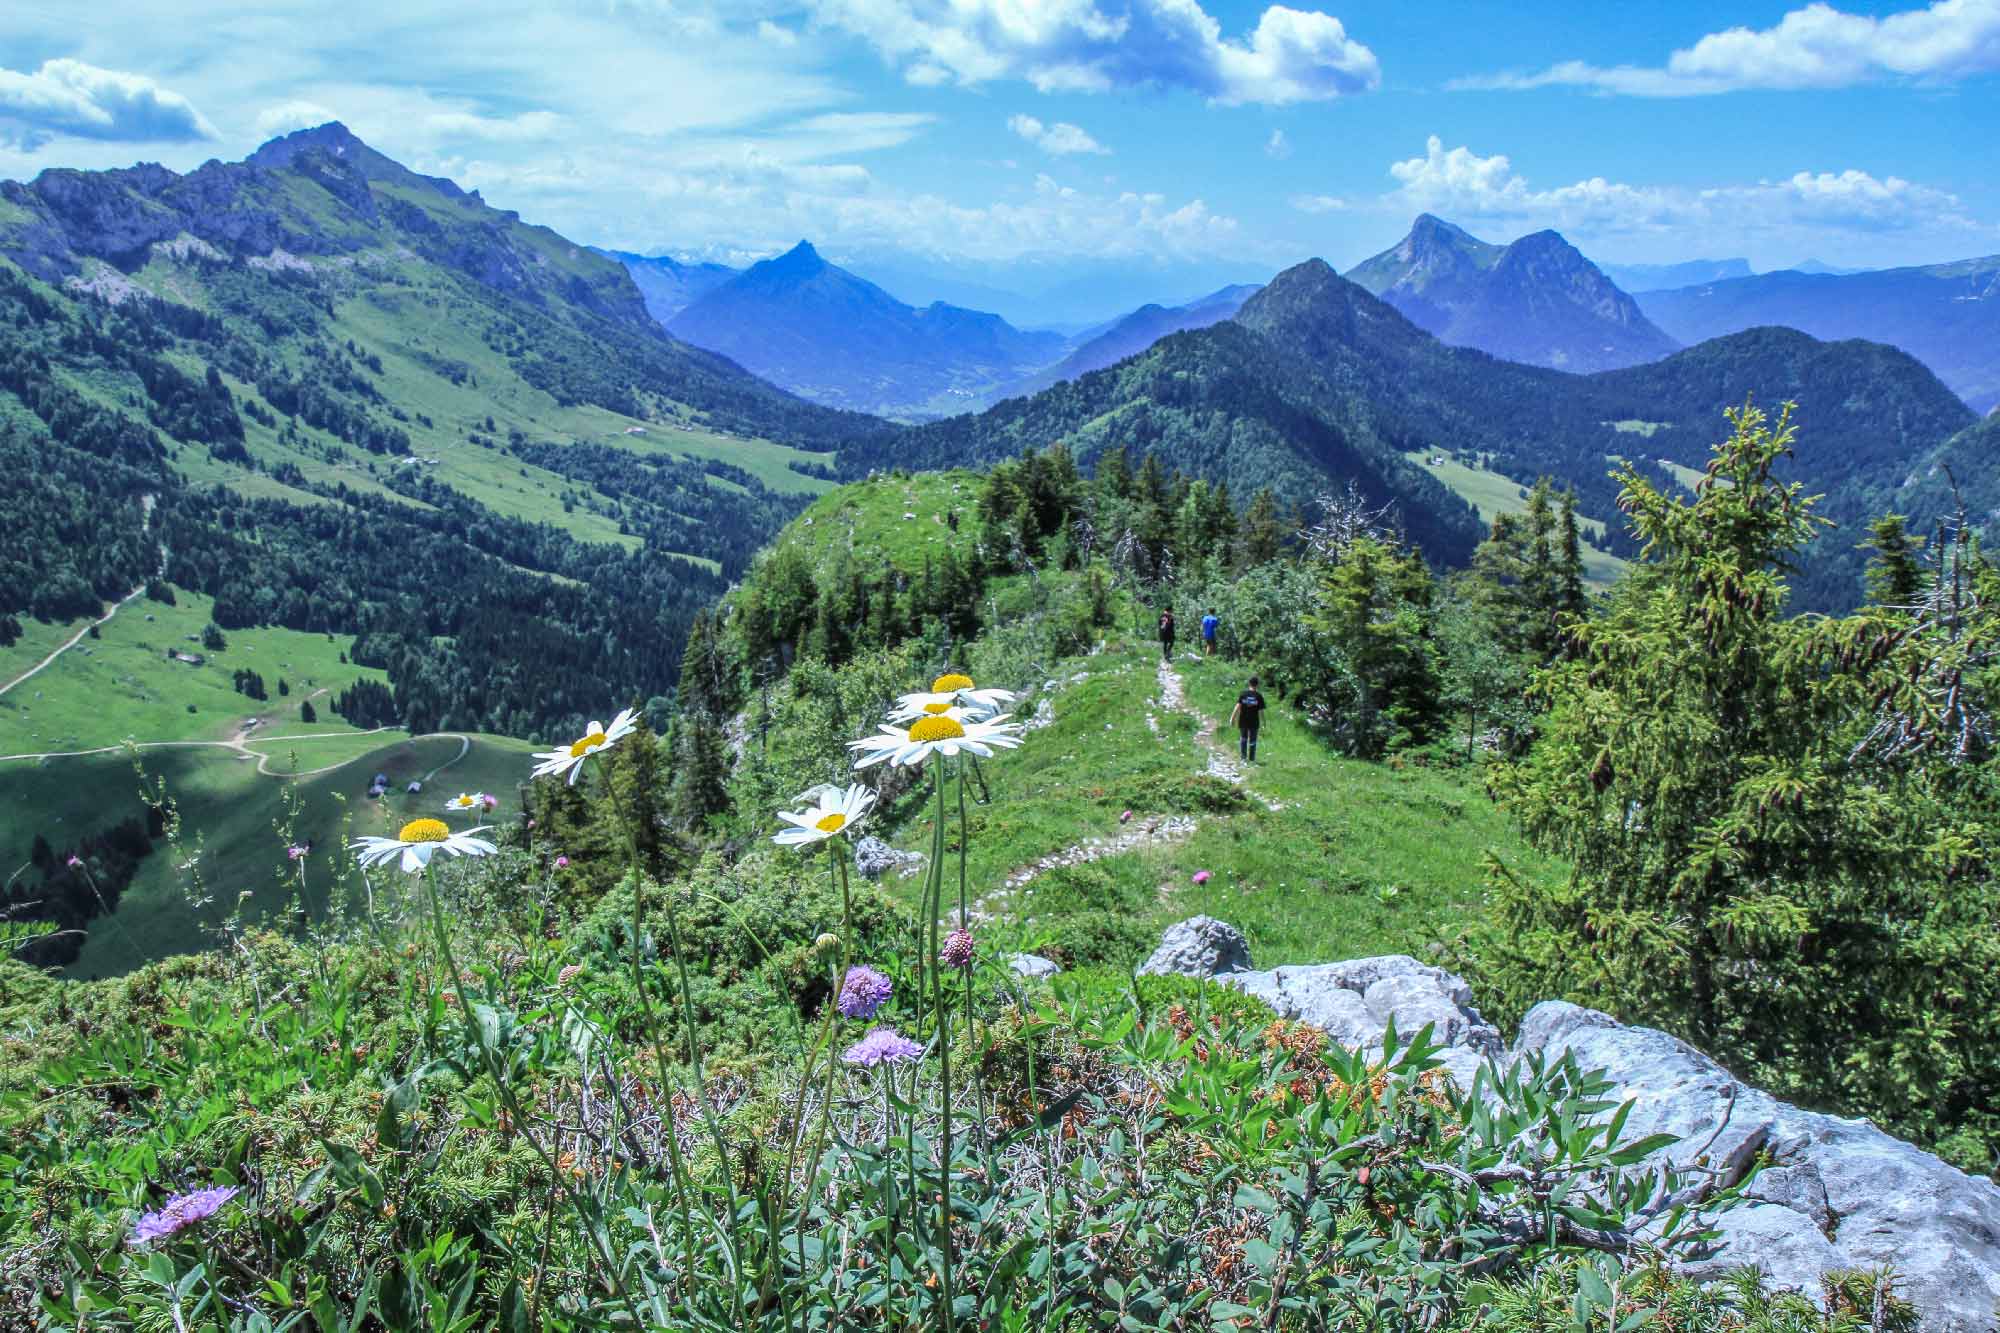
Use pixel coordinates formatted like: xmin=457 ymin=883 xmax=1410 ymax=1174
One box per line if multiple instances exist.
xmin=0 ymin=584 xmax=149 ymax=700
xmin=0 ymin=494 xmax=165 ymax=701
xmin=1156 ymin=657 xmax=1282 ymax=810
xmin=0 ymin=729 xmax=473 ymax=782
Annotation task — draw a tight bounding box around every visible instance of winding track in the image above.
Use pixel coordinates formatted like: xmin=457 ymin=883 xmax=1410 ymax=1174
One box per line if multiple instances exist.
xmin=0 ymin=730 xmax=473 ymax=781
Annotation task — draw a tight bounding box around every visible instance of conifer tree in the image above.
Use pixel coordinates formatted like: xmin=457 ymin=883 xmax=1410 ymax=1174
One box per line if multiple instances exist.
xmin=1863 ymin=514 xmax=1927 ymax=608
xmin=1487 ymin=403 xmax=2000 ymax=1149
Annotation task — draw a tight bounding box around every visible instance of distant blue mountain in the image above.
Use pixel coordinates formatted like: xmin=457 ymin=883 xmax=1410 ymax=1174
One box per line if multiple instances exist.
xmin=665 ymin=241 xmax=1066 ymax=419
xmin=999 ymin=284 xmax=1261 ymax=400
xmin=1635 ymin=254 xmax=2000 ymax=414
xmin=1598 ymin=257 xmax=1754 ymax=292
xmin=599 ymin=250 xmax=738 ymax=323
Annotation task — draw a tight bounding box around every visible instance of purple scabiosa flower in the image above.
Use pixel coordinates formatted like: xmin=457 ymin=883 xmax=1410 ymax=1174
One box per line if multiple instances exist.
xmin=287 ymin=844 xmax=308 ymax=861
xmin=843 ymin=1026 xmax=923 ymax=1068
xmin=939 ymin=929 xmax=975 ymax=971
xmin=837 ymin=965 xmax=893 ymax=1019
xmin=130 ymin=1185 xmax=240 ymax=1246
xmin=554 ymin=855 xmax=570 ymax=870
xmin=1192 ymin=870 xmax=1211 ymax=885
xmin=66 ymin=854 xmax=84 ymax=869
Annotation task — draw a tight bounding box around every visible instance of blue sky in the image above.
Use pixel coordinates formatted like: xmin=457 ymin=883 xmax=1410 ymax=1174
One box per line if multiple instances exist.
xmin=3 ymin=0 xmax=1997 ymax=313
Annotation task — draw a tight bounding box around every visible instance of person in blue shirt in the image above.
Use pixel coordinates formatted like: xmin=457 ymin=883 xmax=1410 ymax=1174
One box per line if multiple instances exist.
xmin=1200 ymin=609 xmax=1219 ymax=656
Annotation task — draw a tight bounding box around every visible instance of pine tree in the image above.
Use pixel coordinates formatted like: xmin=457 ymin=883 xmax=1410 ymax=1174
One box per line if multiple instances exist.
xmin=672 ymin=714 xmax=733 ymax=831
xmin=1863 ymin=514 xmax=1927 ymax=608
xmin=300 ymin=699 xmax=316 ymax=723
xmin=1486 ymin=403 xmax=2000 ymax=1149
xmin=1238 ymin=489 xmax=1285 ymax=568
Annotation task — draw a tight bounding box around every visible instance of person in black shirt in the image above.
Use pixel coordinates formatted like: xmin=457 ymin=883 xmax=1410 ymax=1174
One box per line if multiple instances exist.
xmin=1230 ymin=676 xmax=1266 ymax=761
xmin=1158 ymin=609 xmax=1176 ymax=661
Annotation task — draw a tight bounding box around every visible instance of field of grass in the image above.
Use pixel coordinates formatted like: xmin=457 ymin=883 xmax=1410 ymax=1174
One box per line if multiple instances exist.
xmin=871 ymin=635 xmax=1564 ymax=979
xmin=0 ymin=588 xmax=387 ymax=756
xmin=1406 ymin=451 xmax=1627 ymax=585
xmin=783 ymin=470 xmax=986 ymax=575
xmin=1 ymin=731 xmax=541 ymax=978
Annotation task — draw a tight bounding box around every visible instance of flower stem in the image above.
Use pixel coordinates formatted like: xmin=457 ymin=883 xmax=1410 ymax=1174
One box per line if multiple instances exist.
xmin=932 ymin=761 xmax=956 ymax=1333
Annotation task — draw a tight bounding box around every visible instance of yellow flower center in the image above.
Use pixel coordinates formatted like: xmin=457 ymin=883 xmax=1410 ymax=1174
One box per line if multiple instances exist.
xmin=398 ymin=818 xmax=451 ymax=844
xmin=450 ymin=795 xmax=475 ymax=808
xmin=568 ymin=731 xmax=607 ymax=759
xmin=923 ymin=701 xmax=953 ymax=714
xmin=909 ymin=716 xmax=966 ymax=743
xmin=931 ymin=673 xmax=974 ymax=693
xmin=815 ymin=812 xmax=848 ymax=833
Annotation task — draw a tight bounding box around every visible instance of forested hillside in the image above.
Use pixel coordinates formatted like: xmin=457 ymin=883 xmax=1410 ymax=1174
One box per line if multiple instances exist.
xmin=0 ymin=124 xmax=877 ymax=740
xmin=850 ymin=257 xmax=1976 ymax=611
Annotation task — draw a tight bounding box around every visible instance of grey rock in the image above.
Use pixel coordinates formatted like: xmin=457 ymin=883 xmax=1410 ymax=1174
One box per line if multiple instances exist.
xmin=1218 ymin=955 xmax=1502 ymax=1064
xmin=1008 ymin=954 xmax=1061 ymax=980
xmin=1137 ymin=916 xmax=1251 ymax=978
xmin=852 ymin=836 xmax=923 ymax=881
xmin=1516 ymin=1000 xmax=2000 ymax=1330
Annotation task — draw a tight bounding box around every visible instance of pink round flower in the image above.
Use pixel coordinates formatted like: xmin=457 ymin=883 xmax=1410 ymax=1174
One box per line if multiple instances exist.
xmin=66 ymin=854 xmax=84 ymax=869
xmin=286 ymin=844 xmax=308 ymax=861
xmin=1119 ymin=810 xmax=1133 ymax=823
xmin=939 ymin=929 xmax=975 ymax=970
xmin=480 ymin=793 xmax=499 ymax=811
xmin=1192 ymin=870 xmax=1211 ymax=885
xmin=554 ymin=855 xmax=570 ymax=870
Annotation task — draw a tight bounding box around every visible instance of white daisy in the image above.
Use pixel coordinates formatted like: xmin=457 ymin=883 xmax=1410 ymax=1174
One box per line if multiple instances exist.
xmin=917 ymin=672 xmax=1016 ymax=715
xmin=530 ymin=708 xmax=640 ymax=785
xmin=886 ymin=697 xmax=994 ymax=724
xmin=850 ymin=713 xmax=1024 ymax=770
xmin=443 ymin=792 xmax=490 ymax=815
xmin=773 ymin=783 xmax=877 ymax=847
xmin=351 ymin=818 xmax=497 ymax=874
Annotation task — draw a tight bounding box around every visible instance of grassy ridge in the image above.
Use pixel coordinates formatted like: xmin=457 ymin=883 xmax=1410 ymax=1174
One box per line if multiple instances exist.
xmin=4 ymin=731 xmax=539 ymax=978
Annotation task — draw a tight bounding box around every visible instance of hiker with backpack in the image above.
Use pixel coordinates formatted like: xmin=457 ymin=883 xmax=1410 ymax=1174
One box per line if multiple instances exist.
xmin=1158 ymin=609 xmax=1176 ymax=662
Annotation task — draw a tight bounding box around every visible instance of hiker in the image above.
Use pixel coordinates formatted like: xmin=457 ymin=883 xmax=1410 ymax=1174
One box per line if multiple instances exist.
xmin=1200 ymin=609 xmax=1219 ymax=656
xmin=946 ymin=510 xmax=959 ymax=533
xmin=1230 ymin=675 xmax=1266 ymax=762
xmin=1158 ymin=609 xmax=1176 ymax=661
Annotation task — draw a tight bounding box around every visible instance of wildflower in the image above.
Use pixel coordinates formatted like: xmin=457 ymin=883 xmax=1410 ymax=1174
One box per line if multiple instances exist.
xmin=66 ymin=854 xmax=83 ymax=869
xmin=940 ymin=929 xmax=975 ymax=970
xmin=350 ymin=819 xmax=496 ymax=874
xmin=773 ymin=782 xmax=876 ymax=847
xmin=891 ymin=672 xmax=1016 ymax=720
xmin=1119 ymin=809 xmax=1133 ymax=823
xmin=286 ymin=844 xmax=308 ymax=861
xmin=481 ymin=793 xmax=499 ymax=811
xmin=1192 ymin=870 xmax=1211 ymax=885
xmin=130 ymin=1186 xmax=240 ymax=1246
xmin=554 ymin=855 xmax=570 ymax=870
xmin=844 ymin=1026 xmax=923 ymax=1068
xmin=849 ymin=714 xmax=1024 ymax=770
xmin=443 ymin=792 xmax=489 ymax=814
xmin=837 ymin=965 xmax=893 ymax=1019
xmin=813 ymin=932 xmax=840 ymax=954
xmin=530 ymin=708 xmax=640 ymax=785
xmin=558 ymin=964 xmax=583 ymax=984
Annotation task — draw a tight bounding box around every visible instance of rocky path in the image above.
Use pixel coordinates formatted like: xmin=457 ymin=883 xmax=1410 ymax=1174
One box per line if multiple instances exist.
xmin=1155 ymin=657 xmax=1281 ymax=810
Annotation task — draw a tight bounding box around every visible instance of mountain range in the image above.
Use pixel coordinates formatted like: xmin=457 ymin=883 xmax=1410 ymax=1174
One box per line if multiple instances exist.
xmin=667 ymin=241 xmax=1067 ymax=419
xmin=1634 ymin=258 xmax=2000 ymax=414
xmin=1345 ymin=215 xmax=1681 ymax=374
xmin=0 ymin=121 xmax=869 ymax=741
xmin=597 ymin=249 xmax=737 ymax=324
xmin=847 ymin=256 xmax=1978 ymax=610
xmin=1598 ymin=258 xmax=1754 ymax=293
xmin=1005 ymin=284 xmax=1260 ymax=400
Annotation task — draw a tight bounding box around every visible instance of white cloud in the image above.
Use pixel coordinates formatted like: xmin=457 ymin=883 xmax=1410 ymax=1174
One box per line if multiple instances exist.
xmin=1381 ymin=134 xmax=1980 ymax=241
xmin=1458 ymin=0 xmax=2000 ymax=96
xmin=808 ymin=0 xmax=1380 ymax=104
xmin=1007 ymin=113 xmax=1108 ymax=155
xmin=425 ymin=110 xmax=564 ymax=142
xmin=757 ymin=19 xmax=800 ymax=47
xmin=1265 ymin=128 xmax=1291 ymax=158
xmin=1291 ymin=193 xmax=1344 ymax=213
xmin=255 ymin=100 xmax=338 ymax=138
xmin=0 ymin=58 xmax=215 ymax=150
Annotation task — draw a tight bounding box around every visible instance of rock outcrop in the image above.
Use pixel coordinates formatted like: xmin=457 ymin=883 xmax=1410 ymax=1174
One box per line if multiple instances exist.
xmin=1136 ymin=915 xmax=1251 ymax=979
xmin=1137 ymin=916 xmax=2000 ymax=1330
